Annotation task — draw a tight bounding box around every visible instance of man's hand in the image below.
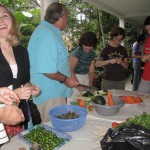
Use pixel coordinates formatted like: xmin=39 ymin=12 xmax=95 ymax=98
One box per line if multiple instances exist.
xmin=64 ymin=77 xmax=79 ymax=88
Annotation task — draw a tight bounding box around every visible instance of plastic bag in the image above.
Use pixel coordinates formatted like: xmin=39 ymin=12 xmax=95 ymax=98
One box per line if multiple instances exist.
xmin=100 ymin=124 xmax=150 ymax=150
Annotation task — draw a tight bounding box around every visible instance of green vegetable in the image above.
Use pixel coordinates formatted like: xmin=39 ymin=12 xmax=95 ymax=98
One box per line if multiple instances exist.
xmin=82 ymin=91 xmax=94 ymax=97
xmin=115 ymin=112 xmax=150 ymax=130
xmin=92 ymin=96 xmax=106 ymax=105
xmin=23 ymin=126 xmax=66 ymax=150
xmin=98 ymin=91 xmax=107 ymax=95
xmin=55 ymin=111 xmax=79 ymax=119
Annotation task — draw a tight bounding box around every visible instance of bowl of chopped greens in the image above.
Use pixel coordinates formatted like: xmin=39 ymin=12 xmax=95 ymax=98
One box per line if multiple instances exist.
xmin=49 ymin=105 xmax=87 ymax=132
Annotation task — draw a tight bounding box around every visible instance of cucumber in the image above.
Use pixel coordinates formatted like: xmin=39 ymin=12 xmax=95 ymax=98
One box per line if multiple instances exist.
xmin=97 ymin=90 xmax=107 ymax=95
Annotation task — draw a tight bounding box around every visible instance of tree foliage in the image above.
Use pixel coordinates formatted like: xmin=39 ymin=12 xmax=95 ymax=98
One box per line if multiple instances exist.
xmin=1 ymin=0 xmax=40 ymax=48
xmin=59 ymin=0 xmax=138 ymax=55
xmin=1 ymin=0 xmax=138 ymax=52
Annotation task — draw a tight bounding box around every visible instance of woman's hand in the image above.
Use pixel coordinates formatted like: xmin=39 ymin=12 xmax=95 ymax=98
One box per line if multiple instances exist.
xmin=0 ymin=87 xmax=20 ymax=105
xmin=23 ymin=82 xmax=41 ymax=97
xmin=13 ymin=87 xmax=32 ymax=100
xmin=109 ymin=58 xmax=116 ymax=64
xmin=0 ymin=105 xmax=25 ymax=125
xmin=116 ymin=57 xmax=123 ymax=64
xmin=141 ymin=54 xmax=150 ymax=62
xmin=31 ymin=85 xmax=41 ymax=97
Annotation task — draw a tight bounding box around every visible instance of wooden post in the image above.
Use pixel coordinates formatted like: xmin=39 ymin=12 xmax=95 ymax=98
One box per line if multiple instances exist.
xmin=119 ymin=18 xmax=125 ymax=46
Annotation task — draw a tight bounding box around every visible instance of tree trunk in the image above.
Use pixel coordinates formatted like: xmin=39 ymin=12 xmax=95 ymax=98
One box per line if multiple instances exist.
xmin=98 ymin=9 xmax=105 ymax=47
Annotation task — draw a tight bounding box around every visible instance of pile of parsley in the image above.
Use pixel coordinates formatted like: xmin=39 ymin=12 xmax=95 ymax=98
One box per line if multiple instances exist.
xmin=115 ymin=112 xmax=150 ymax=130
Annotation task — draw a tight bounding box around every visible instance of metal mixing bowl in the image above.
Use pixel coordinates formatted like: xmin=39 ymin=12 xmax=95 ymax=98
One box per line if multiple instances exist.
xmin=92 ymin=96 xmax=125 ymax=116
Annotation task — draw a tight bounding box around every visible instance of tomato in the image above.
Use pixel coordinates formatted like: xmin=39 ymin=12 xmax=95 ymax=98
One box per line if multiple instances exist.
xmin=88 ymin=105 xmax=94 ymax=111
xmin=112 ymin=122 xmax=119 ymax=128
xmin=4 ymin=124 xmax=23 ymax=137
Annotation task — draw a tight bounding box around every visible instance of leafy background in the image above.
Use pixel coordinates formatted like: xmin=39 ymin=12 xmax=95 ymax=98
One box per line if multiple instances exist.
xmin=1 ymin=0 xmax=138 ymax=75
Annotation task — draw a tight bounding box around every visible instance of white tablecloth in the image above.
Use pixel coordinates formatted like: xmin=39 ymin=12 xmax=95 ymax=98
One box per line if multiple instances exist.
xmin=1 ymin=118 xmax=110 ymax=150
xmin=1 ymin=90 xmax=150 ymax=150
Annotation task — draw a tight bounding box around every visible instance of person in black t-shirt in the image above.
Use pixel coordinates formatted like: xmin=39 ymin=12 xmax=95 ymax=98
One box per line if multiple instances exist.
xmin=96 ymin=27 xmax=128 ymax=90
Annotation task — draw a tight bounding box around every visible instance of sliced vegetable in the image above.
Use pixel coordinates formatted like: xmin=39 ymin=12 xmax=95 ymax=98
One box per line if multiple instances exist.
xmin=85 ymin=98 xmax=91 ymax=102
xmin=119 ymin=96 xmax=142 ymax=104
xmin=107 ymin=91 xmax=114 ymax=106
xmin=97 ymin=91 xmax=107 ymax=95
xmin=77 ymin=99 xmax=86 ymax=108
xmin=112 ymin=122 xmax=119 ymax=128
xmin=88 ymin=105 xmax=94 ymax=111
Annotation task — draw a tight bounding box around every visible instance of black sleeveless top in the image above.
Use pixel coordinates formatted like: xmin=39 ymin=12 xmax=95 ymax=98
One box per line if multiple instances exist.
xmin=0 ymin=45 xmax=30 ymax=89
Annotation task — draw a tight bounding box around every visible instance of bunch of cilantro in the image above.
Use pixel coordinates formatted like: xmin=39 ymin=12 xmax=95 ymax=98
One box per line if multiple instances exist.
xmin=115 ymin=112 xmax=150 ymax=130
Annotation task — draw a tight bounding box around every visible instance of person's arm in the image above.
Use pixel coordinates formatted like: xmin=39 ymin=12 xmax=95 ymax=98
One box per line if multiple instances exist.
xmin=69 ymin=56 xmax=85 ymax=91
xmin=141 ymin=54 xmax=150 ymax=62
xmin=132 ymin=52 xmax=141 ymax=58
xmin=0 ymin=105 xmax=25 ymax=125
xmin=121 ymin=58 xmax=129 ymax=69
xmin=95 ymin=57 xmax=116 ymax=67
xmin=89 ymin=60 xmax=95 ymax=86
xmin=44 ymin=72 xmax=79 ymax=88
xmin=69 ymin=56 xmax=79 ymax=82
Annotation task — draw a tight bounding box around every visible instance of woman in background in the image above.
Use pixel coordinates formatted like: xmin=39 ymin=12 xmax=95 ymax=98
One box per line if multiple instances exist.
xmin=68 ymin=31 xmax=97 ymax=104
xmin=138 ymin=16 xmax=150 ymax=94
xmin=96 ymin=27 xmax=128 ymax=90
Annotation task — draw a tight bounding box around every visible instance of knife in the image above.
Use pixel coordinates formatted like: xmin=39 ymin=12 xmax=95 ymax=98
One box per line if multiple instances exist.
xmin=78 ymin=84 xmax=98 ymax=90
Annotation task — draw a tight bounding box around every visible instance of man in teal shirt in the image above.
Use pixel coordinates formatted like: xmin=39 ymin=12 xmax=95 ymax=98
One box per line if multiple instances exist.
xmin=28 ymin=2 xmax=79 ymax=122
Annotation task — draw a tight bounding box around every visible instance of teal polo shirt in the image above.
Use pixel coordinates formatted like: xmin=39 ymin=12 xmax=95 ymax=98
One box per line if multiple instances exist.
xmin=28 ymin=20 xmax=72 ymax=104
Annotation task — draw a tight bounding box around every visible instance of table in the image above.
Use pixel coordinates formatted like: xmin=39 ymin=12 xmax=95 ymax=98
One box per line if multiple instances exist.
xmin=1 ymin=117 xmax=111 ymax=150
xmin=89 ymin=89 xmax=150 ymax=122
xmin=1 ymin=90 xmax=150 ymax=150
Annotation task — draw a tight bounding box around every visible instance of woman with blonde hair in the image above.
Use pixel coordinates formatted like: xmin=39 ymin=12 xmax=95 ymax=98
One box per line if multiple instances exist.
xmin=0 ymin=4 xmax=41 ymax=129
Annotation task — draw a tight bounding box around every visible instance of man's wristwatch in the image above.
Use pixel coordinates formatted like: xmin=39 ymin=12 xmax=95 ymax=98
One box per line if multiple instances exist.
xmin=59 ymin=76 xmax=68 ymax=84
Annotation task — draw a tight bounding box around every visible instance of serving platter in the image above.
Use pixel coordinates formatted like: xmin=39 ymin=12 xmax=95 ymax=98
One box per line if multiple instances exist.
xmin=18 ymin=124 xmax=72 ymax=150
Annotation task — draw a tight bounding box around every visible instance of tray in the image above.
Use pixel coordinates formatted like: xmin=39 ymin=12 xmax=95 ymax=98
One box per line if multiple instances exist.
xmin=18 ymin=124 xmax=72 ymax=150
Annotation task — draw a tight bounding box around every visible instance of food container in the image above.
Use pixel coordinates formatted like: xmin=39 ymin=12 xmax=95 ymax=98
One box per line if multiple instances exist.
xmin=18 ymin=124 xmax=72 ymax=149
xmin=49 ymin=105 xmax=87 ymax=132
xmin=92 ymin=96 xmax=125 ymax=116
